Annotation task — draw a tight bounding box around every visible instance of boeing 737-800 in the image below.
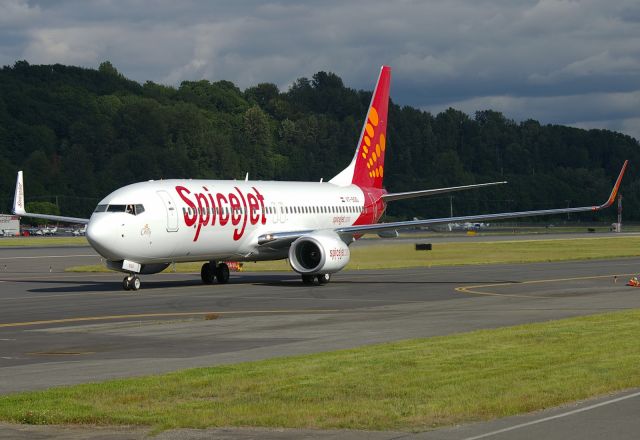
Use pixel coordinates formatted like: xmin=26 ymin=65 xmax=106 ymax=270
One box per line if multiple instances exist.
xmin=12 ymin=66 xmax=627 ymax=290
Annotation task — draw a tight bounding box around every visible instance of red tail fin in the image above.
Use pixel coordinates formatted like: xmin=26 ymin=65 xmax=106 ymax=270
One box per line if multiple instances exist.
xmin=330 ymin=66 xmax=391 ymax=189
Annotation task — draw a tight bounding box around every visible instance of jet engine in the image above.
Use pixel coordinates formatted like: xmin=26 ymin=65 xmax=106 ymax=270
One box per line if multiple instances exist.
xmin=288 ymin=231 xmax=350 ymax=274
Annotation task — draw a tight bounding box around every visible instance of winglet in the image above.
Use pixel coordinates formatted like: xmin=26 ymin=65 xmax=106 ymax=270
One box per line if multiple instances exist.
xmin=13 ymin=171 xmax=26 ymax=216
xmin=596 ymin=160 xmax=628 ymax=210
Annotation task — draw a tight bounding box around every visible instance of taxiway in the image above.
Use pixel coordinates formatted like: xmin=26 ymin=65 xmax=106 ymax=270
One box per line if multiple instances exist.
xmin=1 ymin=241 xmax=639 ymax=439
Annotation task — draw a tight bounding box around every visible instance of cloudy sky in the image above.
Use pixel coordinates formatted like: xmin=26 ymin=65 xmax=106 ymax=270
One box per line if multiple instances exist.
xmin=2 ymin=0 xmax=640 ymax=139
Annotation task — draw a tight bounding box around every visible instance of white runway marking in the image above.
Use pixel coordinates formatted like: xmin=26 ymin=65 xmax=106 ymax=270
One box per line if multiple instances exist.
xmin=463 ymin=390 xmax=640 ymax=439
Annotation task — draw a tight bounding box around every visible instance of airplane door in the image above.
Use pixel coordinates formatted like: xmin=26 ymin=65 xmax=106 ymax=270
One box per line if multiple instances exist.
xmin=156 ymin=190 xmax=179 ymax=232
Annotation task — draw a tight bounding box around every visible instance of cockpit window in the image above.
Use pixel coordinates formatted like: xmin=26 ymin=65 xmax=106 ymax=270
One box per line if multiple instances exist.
xmin=103 ymin=204 xmax=145 ymax=215
xmin=94 ymin=204 xmax=108 ymax=213
xmin=107 ymin=204 xmax=127 ymax=213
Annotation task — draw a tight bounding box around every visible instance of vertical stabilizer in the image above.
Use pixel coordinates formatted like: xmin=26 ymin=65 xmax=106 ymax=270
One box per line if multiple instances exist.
xmin=330 ymin=66 xmax=391 ymax=188
xmin=13 ymin=171 xmax=26 ymax=215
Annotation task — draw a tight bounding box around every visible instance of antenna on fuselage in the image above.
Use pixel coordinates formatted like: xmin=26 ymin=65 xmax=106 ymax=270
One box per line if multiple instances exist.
xmin=245 ymin=173 xmax=249 ymax=181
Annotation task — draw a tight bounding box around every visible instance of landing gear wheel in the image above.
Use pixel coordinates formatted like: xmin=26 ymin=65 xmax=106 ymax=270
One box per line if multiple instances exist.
xmin=317 ymin=273 xmax=331 ymax=285
xmin=123 ymin=275 xmax=141 ymax=291
xmin=201 ymin=262 xmax=215 ymax=284
xmin=130 ymin=276 xmax=141 ymax=291
xmin=215 ymin=263 xmax=230 ymax=284
xmin=301 ymin=274 xmax=315 ymax=285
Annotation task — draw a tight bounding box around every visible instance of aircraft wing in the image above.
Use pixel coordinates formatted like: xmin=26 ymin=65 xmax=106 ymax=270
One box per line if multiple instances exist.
xmin=382 ymin=181 xmax=507 ymax=202
xmin=13 ymin=171 xmax=90 ymax=224
xmin=258 ymin=160 xmax=627 ymax=246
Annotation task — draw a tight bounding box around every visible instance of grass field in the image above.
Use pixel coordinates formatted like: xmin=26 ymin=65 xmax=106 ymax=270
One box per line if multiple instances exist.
xmin=1 ymin=310 xmax=639 ymax=432
xmin=66 ymin=235 xmax=640 ymax=273
xmin=0 ymin=237 xmax=88 ymax=247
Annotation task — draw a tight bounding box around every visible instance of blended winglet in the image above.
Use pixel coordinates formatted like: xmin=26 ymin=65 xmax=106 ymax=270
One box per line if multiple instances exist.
xmin=595 ymin=160 xmax=628 ymax=210
xmin=11 ymin=171 xmax=90 ymax=224
xmin=13 ymin=171 xmax=26 ymax=216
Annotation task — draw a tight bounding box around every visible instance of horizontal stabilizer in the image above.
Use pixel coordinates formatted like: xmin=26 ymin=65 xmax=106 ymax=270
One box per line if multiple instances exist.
xmin=382 ymin=181 xmax=507 ymax=202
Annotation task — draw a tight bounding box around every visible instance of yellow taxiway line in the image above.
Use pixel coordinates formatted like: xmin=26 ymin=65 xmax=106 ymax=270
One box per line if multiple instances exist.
xmin=455 ymin=273 xmax=636 ymax=298
xmin=0 ymin=309 xmax=342 ymax=329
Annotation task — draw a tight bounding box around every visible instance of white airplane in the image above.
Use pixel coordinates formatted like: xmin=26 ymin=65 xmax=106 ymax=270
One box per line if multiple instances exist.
xmin=12 ymin=66 xmax=627 ymax=291
xmin=72 ymin=225 xmax=87 ymax=236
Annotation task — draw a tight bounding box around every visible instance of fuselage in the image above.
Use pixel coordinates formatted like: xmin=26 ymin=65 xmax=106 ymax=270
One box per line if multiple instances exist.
xmin=86 ymin=179 xmax=386 ymax=266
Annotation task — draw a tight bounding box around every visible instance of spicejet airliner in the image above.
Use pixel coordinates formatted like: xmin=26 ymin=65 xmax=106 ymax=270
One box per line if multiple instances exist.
xmin=12 ymin=66 xmax=628 ymax=290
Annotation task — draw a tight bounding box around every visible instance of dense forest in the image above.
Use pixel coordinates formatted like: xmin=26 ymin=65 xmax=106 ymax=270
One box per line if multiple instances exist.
xmin=0 ymin=60 xmax=638 ymax=222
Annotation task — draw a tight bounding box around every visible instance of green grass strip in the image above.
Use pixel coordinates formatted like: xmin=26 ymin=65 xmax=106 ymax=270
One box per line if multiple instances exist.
xmin=0 ymin=237 xmax=88 ymax=247
xmin=66 ymin=236 xmax=640 ymax=272
xmin=1 ymin=310 xmax=640 ymax=431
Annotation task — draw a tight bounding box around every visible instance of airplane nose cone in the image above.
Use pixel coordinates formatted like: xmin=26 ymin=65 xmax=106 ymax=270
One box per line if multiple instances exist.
xmin=86 ymin=217 xmax=120 ymax=260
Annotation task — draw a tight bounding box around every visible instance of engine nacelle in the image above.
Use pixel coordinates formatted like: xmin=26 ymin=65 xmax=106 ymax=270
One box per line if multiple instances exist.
xmin=288 ymin=231 xmax=350 ymax=274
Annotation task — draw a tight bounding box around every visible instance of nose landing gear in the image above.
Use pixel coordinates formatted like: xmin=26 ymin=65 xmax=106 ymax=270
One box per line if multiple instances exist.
xmin=123 ymin=275 xmax=141 ymax=291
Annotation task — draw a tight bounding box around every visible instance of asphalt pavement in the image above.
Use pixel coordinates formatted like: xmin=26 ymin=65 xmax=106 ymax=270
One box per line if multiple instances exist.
xmin=1 ymin=239 xmax=639 ymax=439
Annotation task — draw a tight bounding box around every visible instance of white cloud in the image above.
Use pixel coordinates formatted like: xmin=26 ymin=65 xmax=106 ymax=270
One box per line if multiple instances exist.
xmin=0 ymin=0 xmax=40 ymax=26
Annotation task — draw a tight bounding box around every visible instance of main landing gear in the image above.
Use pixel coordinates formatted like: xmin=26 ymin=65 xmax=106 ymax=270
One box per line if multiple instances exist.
xmin=123 ymin=274 xmax=141 ymax=291
xmin=201 ymin=261 xmax=230 ymax=285
xmin=302 ymin=273 xmax=331 ymax=285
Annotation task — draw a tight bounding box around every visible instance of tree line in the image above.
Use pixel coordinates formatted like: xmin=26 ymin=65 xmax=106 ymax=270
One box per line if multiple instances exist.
xmin=0 ymin=60 xmax=638 ymax=223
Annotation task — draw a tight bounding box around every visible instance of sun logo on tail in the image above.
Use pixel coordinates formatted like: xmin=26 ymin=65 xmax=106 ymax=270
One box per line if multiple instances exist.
xmin=329 ymin=65 xmax=390 ymax=189
xmin=360 ymin=106 xmax=386 ymax=180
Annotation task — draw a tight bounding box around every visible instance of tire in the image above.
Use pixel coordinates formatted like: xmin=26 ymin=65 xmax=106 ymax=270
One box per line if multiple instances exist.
xmin=201 ymin=262 xmax=215 ymax=284
xmin=317 ymin=273 xmax=331 ymax=284
xmin=301 ymin=274 xmax=315 ymax=285
xmin=216 ymin=263 xmax=230 ymax=284
xmin=131 ymin=276 xmax=141 ymax=291
xmin=122 ymin=276 xmax=131 ymax=291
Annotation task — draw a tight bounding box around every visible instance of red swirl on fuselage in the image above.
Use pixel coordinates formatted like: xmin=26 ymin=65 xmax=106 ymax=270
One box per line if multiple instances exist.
xmin=175 ymin=185 xmax=266 ymax=241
